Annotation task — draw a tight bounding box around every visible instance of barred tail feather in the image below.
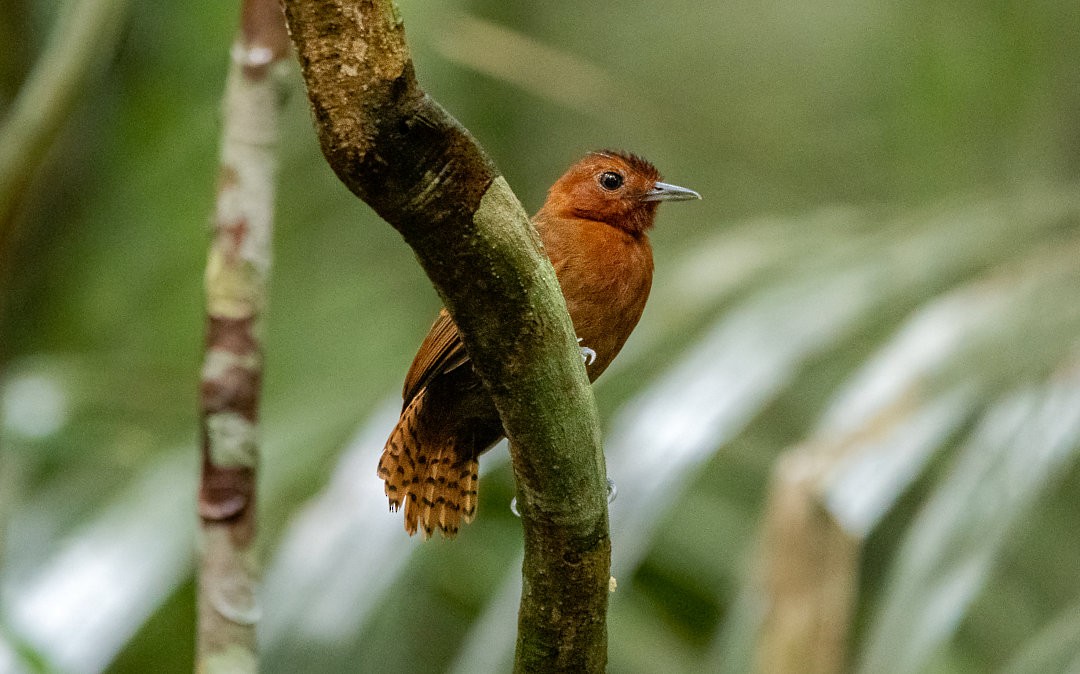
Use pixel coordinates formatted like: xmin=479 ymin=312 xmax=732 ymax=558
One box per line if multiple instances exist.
xmin=405 ymin=446 xmax=479 ymax=539
xmin=377 ymin=392 xmax=480 ymax=539
xmin=377 ymin=393 xmax=424 ymax=515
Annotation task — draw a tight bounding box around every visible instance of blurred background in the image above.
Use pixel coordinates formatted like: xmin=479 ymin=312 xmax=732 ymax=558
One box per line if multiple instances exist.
xmin=2 ymin=0 xmax=1080 ymax=672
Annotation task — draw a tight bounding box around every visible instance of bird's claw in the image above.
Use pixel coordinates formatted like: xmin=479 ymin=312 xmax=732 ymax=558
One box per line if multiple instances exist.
xmin=511 ymin=478 xmax=616 ymax=518
xmin=577 ymin=337 xmax=596 ymax=366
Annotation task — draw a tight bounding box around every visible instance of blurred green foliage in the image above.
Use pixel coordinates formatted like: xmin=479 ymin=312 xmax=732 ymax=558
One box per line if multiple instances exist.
xmin=2 ymin=0 xmax=1079 ymax=672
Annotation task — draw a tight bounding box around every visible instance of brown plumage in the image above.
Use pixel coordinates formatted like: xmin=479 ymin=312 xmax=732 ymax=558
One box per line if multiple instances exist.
xmin=377 ymin=150 xmax=700 ymax=538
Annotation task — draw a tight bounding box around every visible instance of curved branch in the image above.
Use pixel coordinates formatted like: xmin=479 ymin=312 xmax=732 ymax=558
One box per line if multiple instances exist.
xmin=282 ymin=1 xmax=611 ymax=670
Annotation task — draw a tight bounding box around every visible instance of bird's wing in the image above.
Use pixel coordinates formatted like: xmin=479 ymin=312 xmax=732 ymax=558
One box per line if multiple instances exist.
xmin=402 ymin=308 xmax=470 ymax=406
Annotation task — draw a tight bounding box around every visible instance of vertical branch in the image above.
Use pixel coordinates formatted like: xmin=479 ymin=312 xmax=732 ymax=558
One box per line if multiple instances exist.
xmin=753 ymin=450 xmax=858 ymax=674
xmin=197 ymin=1 xmax=289 ymax=671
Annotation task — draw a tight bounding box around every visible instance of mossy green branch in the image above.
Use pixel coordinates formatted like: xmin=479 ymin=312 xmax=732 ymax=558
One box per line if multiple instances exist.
xmin=282 ymin=1 xmax=611 ymax=670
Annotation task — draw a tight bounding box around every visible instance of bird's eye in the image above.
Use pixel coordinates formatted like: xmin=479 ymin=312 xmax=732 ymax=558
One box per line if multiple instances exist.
xmin=599 ymin=171 xmax=624 ymax=191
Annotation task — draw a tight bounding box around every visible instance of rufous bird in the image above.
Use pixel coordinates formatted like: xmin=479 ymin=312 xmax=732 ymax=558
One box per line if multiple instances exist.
xmin=377 ymin=151 xmax=700 ymax=538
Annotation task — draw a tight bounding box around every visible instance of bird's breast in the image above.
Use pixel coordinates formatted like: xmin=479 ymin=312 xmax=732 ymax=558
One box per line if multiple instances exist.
xmin=543 ymin=219 xmax=654 ymax=380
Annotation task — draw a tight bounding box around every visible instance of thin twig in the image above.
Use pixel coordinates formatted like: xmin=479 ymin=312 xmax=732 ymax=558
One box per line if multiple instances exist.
xmin=196 ymin=1 xmax=289 ymax=671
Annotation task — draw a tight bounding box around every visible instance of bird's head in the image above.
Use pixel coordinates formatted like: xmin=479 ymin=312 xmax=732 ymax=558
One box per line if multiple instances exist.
xmin=539 ymin=150 xmax=700 ymax=235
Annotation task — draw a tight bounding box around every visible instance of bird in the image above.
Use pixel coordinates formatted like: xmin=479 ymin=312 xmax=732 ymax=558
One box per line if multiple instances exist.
xmin=377 ymin=150 xmax=700 ymax=538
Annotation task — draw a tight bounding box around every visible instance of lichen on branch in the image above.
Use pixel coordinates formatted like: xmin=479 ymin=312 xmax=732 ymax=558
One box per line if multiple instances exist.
xmin=196 ymin=1 xmax=290 ymax=672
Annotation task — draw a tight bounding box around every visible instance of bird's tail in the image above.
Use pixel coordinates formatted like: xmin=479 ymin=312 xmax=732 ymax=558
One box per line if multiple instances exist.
xmin=377 ymin=391 xmax=479 ymax=538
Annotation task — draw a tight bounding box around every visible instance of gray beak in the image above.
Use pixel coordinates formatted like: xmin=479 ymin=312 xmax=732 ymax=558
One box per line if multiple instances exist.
xmin=641 ymin=181 xmax=702 ymax=202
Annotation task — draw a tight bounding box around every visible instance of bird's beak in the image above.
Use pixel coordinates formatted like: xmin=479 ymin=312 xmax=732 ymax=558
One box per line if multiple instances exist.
xmin=641 ymin=181 xmax=702 ymax=202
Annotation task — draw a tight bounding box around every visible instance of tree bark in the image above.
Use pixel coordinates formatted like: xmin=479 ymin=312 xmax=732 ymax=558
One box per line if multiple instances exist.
xmin=281 ymin=1 xmax=611 ymax=670
xmin=754 ymin=450 xmax=858 ymax=674
xmin=196 ymin=1 xmax=289 ymax=671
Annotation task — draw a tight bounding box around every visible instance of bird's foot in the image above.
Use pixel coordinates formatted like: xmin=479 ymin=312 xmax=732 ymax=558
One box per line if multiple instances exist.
xmin=577 ymin=337 xmax=596 ymax=366
xmin=510 ymin=477 xmax=617 ymax=517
